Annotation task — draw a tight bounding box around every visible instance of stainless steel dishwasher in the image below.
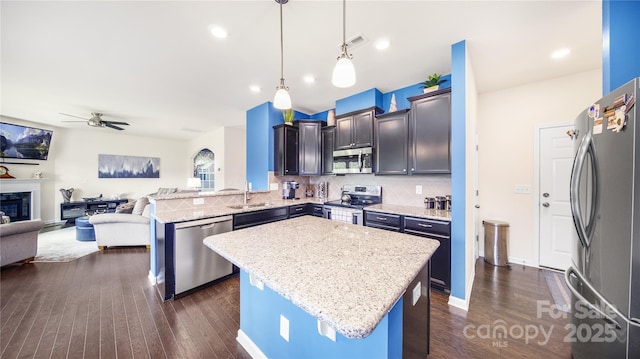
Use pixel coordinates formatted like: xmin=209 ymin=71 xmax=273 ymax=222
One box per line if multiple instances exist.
xmin=174 ymin=215 xmax=233 ymax=295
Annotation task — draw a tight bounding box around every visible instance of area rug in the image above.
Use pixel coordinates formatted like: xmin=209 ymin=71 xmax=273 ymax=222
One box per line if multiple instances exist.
xmin=544 ymin=269 xmax=572 ymax=313
xmin=34 ymin=227 xmax=99 ymax=262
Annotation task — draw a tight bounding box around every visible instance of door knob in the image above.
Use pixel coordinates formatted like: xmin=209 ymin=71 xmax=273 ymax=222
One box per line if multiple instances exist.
xmin=542 ymin=202 xmax=550 ymax=207
xmin=543 ymin=193 xmax=550 ymax=197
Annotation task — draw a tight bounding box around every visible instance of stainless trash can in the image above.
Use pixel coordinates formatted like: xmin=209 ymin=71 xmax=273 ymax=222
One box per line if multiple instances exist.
xmin=483 ymin=220 xmax=509 ymax=266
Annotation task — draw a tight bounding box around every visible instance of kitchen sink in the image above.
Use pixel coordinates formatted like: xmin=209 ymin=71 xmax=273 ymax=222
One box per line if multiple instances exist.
xmin=227 ymin=202 xmax=271 ymax=210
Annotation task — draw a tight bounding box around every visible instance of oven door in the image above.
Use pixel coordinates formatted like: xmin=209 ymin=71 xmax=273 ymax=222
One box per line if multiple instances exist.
xmin=324 ymin=206 xmax=363 ymax=225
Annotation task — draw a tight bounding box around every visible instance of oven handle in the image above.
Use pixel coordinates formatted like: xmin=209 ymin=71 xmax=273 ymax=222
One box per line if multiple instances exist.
xmin=358 ymin=150 xmax=363 ymax=173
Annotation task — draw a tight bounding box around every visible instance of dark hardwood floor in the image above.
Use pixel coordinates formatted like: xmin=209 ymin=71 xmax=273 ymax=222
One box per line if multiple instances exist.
xmin=1 ymin=247 xmax=571 ymax=358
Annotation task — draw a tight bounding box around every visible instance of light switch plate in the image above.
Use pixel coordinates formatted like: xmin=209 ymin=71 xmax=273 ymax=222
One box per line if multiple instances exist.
xmin=514 ymin=185 xmax=531 ymax=194
xmin=415 ymin=185 xmax=423 ymax=195
xmin=193 ymin=198 xmax=205 ymax=205
xmin=280 ymin=315 xmax=289 ymax=342
xmin=270 ymin=183 xmax=279 ymax=191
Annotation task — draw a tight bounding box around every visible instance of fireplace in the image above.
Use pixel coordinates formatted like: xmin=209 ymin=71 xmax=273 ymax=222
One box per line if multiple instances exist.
xmin=0 ymin=179 xmax=43 ymax=222
xmin=0 ymin=192 xmax=31 ymax=222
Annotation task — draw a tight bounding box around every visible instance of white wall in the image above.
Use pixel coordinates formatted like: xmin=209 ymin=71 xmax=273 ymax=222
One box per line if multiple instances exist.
xmin=1 ymin=116 xmax=189 ymax=224
xmin=187 ymin=125 xmax=246 ymax=191
xmin=477 ymin=69 xmax=601 ymax=266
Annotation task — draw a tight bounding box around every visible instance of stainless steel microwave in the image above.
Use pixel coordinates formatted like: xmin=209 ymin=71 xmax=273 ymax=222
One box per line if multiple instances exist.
xmin=333 ymin=147 xmax=374 ymax=174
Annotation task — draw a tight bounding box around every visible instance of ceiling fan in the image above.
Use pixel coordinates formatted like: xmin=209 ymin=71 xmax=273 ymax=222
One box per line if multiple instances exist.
xmin=60 ymin=112 xmax=129 ymax=131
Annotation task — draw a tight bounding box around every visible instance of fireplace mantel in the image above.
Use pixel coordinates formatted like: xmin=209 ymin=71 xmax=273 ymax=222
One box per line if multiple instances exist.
xmin=0 ymin=178 xmax=45 ymax=220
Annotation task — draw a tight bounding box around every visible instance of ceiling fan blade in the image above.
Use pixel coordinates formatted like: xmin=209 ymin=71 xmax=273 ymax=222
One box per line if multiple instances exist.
xmin=104 ymin=121 xmax=129 ymax=126
xmin=59 ymin=112 xmax=89 ymax=120
xmin=104 ymin=123 xmax=125 ymax=131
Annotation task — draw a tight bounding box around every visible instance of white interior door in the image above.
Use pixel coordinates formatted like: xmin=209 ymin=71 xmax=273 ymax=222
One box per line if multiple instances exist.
xmin=539 ymin=125 xmax=574 ymax=270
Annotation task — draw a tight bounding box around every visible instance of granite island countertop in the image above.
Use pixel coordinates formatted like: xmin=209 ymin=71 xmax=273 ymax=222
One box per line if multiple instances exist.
xmin=152 ymin=197 xmax=324 ymax=224
xmin=365 ymin=203 xmax=451 ymax=221
xmin=203 ymin=216 xmax=440 ymax=339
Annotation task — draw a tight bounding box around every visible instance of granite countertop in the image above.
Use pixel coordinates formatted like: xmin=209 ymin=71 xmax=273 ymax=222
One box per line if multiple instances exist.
xmin=152 ymin=197 xmax=325 ymax=224
xmin=149 ymin=189 xmax=271 ymax=201
xmin=365 ymin=203 xmax=451 ymax=221
xmin=203 ymin=216 xmax=440 ymax=339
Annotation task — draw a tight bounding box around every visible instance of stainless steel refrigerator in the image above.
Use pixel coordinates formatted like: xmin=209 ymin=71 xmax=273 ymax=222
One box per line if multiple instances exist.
xmin=565 ymin=77 xmax=640 ymax=358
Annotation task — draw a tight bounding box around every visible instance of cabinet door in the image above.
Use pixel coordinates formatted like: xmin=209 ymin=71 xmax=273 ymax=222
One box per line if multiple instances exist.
xmin=321 ymin=127 xmax=335 ymax=174
xmin=298 ymin=122 xmax=321 ymax=176
xmin=410 ymin=92 xmax=451 ymax=174
xmin=335 ymin=116 xmax=353 ymax=150
xmin=274 ymin=125 xmax=299 ymax=176
xmin=352 ymin=111 xmax=374 ymax=148
xmin=375 ymin=112 xmax=409 ymax=175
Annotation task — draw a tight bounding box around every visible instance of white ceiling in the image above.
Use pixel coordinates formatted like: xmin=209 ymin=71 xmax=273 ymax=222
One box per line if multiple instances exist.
xmin=1 ymin=0 xmax=601 ymax=140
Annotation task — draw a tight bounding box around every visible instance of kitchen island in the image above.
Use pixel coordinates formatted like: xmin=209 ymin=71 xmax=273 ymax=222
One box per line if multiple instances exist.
xmin=204 ymin=216 xmax=440 ymax=358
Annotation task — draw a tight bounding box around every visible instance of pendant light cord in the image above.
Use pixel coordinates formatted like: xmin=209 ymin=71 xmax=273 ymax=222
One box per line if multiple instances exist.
xmin=342 ymin=0 xmax=346 ymax=46
xmin=279 ymin=1 xmax=284 ymax=83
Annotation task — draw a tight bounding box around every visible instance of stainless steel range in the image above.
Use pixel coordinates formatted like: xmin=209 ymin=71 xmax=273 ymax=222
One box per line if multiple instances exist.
xmin=323 ymin=185 xmax=382 ymax=225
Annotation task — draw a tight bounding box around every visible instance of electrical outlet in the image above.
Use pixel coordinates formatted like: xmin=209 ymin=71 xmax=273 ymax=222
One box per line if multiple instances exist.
xmin=193 ymin=198 xmax=205 ymax=205
xmin=280 ymin=315 xmax=289 ymax=342
xmin=415 ymin=185 xmax=423 ymax=195
xmin=514 ymin=185 xmax=531 ymax=194
xmin=270 ymin=183 xmax=279 ymax=191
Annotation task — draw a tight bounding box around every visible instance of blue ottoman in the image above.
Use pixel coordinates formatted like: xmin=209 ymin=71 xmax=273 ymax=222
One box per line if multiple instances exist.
xmin=75 ymin=216 xmax=96 ymax=241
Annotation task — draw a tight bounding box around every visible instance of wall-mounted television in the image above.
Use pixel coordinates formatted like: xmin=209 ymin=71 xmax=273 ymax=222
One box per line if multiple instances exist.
xmin=0 ymin=122 xmax=53 ymax=160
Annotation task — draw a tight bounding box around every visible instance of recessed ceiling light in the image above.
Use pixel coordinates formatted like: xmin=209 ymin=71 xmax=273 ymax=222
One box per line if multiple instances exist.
xmin=208 ymin=25 xmax=228 ymax=39
xmin=551 ymin=48 xmax=570 ymax=59
xmin=375 ymin=39 xmax=390 ymax=50
xmin=303 ymin=75 xmax=316 ymax=84
xmin=249 ymin=85 xmax=261 ymax=93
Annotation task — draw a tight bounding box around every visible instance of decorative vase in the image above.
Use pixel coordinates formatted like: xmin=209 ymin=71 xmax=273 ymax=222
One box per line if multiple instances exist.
xmin=60 ymin=188 xmax=74 ymax=203
xmin=327 ymin=109 xmax=336 ymax=126
xmin=423 ymin=85 xmax=439 ymax=93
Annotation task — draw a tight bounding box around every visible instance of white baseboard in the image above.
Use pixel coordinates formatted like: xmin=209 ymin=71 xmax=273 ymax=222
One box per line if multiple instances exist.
xmin=148 ymin=271 xmax=156 ymax=285
xmin=236 ymin=329 xmax=267 ymax=359
xmin=447 ymin=269 xmax=475 ymax=311
xmin=506 ymin=256 xmax=537 ymax=268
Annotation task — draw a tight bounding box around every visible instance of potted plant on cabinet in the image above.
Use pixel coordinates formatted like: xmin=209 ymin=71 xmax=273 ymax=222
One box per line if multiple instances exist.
xmin=421 ymin=73 xmax=444 ymax=93
xmin=283 ymin=109 xmax=294 ymax=125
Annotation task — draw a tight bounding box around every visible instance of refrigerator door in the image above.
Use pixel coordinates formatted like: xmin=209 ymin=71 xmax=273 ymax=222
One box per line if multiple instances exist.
xmin=565 ymin=266 xmax=628 ymax=358
xmin=570 ymin=80 xmax=635 ymax=315
xmin=568 ymin=78 xmax=640 ymax=358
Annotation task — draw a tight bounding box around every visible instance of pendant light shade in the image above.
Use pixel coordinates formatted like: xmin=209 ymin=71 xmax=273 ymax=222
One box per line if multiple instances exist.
xmin=332 ymin=0 xmax=355 ymax=88
xmin=274 ymin=81 xmax=292 ymax=110
xmin=273 ymin=0 xmax=292 ymax=110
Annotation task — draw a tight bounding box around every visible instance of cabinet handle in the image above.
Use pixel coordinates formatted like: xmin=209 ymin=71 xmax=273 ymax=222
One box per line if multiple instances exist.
xmin=418 ymin=223 xmax=433 ymax=228
xmin=295 ymin=207 xmax=304 ymax=211
xmin=403 ymin=169 xmax=406 ymax=172
xmin=376 ymin=217 xmax=387 ymax=221
xmin=285 ymin=170 xmax=288 ymax=173
xmin=411 ymin=168 xmax=415 ymax=171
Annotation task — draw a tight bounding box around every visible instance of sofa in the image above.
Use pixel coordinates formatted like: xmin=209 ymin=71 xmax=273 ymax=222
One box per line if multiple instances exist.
xmin=89 ymin=197 xmax=151 ymax=250
xmin=0 ymin=219 xmax=44 ymax=266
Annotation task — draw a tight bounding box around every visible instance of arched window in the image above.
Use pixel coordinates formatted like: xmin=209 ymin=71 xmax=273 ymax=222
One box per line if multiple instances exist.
xmin=193 ymin=149 xmax=215 ymax=191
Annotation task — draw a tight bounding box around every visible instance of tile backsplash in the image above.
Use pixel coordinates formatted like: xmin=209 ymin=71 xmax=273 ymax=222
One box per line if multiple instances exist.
xmin=270 ymin=172 xmax=451 ymax=208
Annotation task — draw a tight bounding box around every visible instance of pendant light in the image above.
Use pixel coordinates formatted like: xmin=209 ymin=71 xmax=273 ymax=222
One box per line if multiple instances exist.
xmin=273 ymin=0 xmax=292 ymax=110
xmin=332 ymin=0 xmax=356 ymax=88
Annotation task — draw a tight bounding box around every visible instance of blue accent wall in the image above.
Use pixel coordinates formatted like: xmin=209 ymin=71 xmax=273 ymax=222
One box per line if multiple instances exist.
xmin=450 ymin=41 xmax=467 ymax=300
xmin=239 ymin=270 xmax=402 ymax=358
xmin=246 ymin=102 xmax=282 ymax=190
xmin=335 ymin=88 xmax=383 ymax=116
xmin=602 ymin=0 xmax=640 ymax=95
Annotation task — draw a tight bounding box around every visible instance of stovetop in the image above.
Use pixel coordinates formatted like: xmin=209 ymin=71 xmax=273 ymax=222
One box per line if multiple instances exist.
xmin=324 ymin=184 xmax=382 ymax=210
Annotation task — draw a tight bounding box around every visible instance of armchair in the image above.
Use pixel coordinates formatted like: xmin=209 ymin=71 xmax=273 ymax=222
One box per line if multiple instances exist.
xmin=89 ymin=197 xmax=151 ymax=250
xmin=0 ymin=219 xmax=44 ymax=266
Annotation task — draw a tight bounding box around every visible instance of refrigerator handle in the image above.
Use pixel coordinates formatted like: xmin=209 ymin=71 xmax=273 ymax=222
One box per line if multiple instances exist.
xmin=565 ymin=266 xmax=640 ymax=329
xmin=569 ymin=131 xmax=593 ymax=249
